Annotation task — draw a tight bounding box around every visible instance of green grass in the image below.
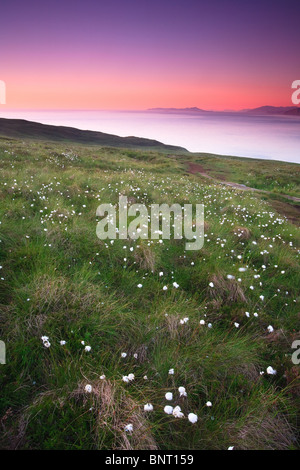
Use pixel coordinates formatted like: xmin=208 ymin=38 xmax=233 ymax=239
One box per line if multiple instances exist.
xmin=180 ymin=152 xmax=300 ymax=197
xmin=0 ymin=138 xmax=299 ymax=450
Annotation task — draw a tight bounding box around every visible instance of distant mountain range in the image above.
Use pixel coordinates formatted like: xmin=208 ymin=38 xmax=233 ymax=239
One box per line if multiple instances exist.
xmin=147 ymin=106 xmax=300 ymax=116
xmin=241 ymin=106 xmax=300 ymax=116
xmin=0 ymin=118 xmax=187 ymax=152
xmin=148 ymin=107 xmax=208 ymax=114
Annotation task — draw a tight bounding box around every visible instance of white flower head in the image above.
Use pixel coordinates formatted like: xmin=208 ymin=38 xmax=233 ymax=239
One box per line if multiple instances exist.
xmin=267 ymin=366 xmax=277 ymax=375
xmin=164 ymin=405 xmax=173 ymax=415
xmin=84 ymin=384 xmax=92 ymax=393
xmin=124 ymin=424 xmax=133 ymax=433
xmin=144 ymin=403 xmax=154 ymax=412
xmin=188 ymin=413 xmax=198 ymax=424
xmin=165 ymin=392 xmax=173 ymax=401
xmin=173 ymin=406 xmax=184 ymax=418
xmin=178 ymin=386 xmax=187 ymax=397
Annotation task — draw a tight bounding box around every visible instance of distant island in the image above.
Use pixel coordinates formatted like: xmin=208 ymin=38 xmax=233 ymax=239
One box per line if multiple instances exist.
xmin=147 ymin=105 xmax=300 ymax=116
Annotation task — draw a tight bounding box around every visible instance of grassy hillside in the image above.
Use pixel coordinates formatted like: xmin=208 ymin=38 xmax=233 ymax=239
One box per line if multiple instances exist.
xmin=178 ymin=153 xmax=300 ymax=198
xmin=0 ymin=137 xmax=299 ymax=450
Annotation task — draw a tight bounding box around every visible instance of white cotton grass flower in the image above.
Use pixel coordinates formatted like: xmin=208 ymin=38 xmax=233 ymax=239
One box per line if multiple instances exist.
xmin=168 ymin=368 xmax=174 ymax=375
xmin=124 ymin=424 xmax=133 ymax=433
xmin=127 ymin=373 xmax=135 ymax=381
xmin=165 ymin=392 xmax=173 ymax=401
xmin=100 ymin=375 xmax=106 ymax=380
xmin=209 ymin=282 xmax=214 ymax=288
xmin=188 ymin=413 xmax=198 ymax=424
xmin=267 ymin=325 xmax=274 ymax=333
xmin=84 ymin=345 xmax=91 ymax=352
xmin=121 ymin=352 xmax=127 ymax=358
xmin=144 ymin=403 xmax=154 ymax=412
xmin=137 ymin=284 xmax=143 ymax=288
xmin=267 ymin=366 xmax=277 ymax=375
xmin=180 ymin=317 xmax=189 ymax=324
xmin=163 ymin=285 xmax=168 ymax=291
xmin=173 ymin=282 xmax=179 ymax=288
xmin=228 ymin=446 xmax=234 ymax=450
xmin=60 ymin=340 xmax=66 ymax=345
xmin=122 ymin=375 xmax=130 ymax=383
xmin=164 ymin=405 xmax=173 ymax=415
xmin=41 ymin=336 xmax=51 ymax=348
xmin=173 ymin=406 xmax=184 ymax=418
xmin=199 ymin=319 xmax=205 ymax=325
xmin=227 ymin=274 xmax=235 ymax=280
xmin=206 ymin=401 xmax=212 ymax=407
xmin=234 ymin=322 xmax=239 ymax=328
xmin=178 ymin=386 xmax=187 ymax=397
xmin=84 ymin=384 xmax=92 ymax=393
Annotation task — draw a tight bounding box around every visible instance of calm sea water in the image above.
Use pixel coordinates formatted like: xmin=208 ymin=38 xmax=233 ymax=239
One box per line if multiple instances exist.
xmin=1 ymin=110 xmax=300 ymax=163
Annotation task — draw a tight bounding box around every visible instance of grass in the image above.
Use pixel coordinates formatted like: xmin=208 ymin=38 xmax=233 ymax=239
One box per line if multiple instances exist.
xmin=0 ymin=137 xmax=299 ymax=450
xmin=179 ymin=152 xmax=300 ymax=197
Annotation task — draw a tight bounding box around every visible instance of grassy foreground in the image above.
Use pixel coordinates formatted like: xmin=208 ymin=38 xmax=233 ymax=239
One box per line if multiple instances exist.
xmin=0 ymin=138 xmax=299 ymax=450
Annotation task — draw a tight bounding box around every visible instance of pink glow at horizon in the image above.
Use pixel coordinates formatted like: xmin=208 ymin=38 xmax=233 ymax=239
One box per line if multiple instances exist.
xmin=1 ymin=0 xmax=299 ymax=111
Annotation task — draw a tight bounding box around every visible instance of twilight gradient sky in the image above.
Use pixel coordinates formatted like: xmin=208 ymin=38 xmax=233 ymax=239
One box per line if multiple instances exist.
xmin=1 ymin=0 xmax=299 ymax=110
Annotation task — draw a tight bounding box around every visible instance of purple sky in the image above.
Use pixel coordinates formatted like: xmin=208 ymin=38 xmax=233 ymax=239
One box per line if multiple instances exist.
xmin=0 ymin=0 xmax=299 ymax=109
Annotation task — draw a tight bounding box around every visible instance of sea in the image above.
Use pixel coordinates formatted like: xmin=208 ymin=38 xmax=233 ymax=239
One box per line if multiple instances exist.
xmin=1 ymin=110 xmax=299 ymax=163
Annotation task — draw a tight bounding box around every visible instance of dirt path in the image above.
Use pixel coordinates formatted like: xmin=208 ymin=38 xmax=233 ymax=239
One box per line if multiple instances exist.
xmin=185 ymin=161 xmax=300 ymax=201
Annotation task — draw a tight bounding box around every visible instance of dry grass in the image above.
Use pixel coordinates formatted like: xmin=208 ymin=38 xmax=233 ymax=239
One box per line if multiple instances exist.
xmin=209 ymin=273 xmax=247 ymax=303
xmin=134 ymin=244 xmax=156 ymax=272
xmin=72 ymin=379 xmax=158 ymax=450
xmin=232 ymin=226 xmax=252 ymax=240
xmin=227 ymin=413 xmax=296 ymax=450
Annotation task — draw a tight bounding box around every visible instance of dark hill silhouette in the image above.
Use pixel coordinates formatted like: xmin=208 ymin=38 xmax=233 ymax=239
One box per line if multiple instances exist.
xmin=0 ymin=118 xmax=188 ymax=152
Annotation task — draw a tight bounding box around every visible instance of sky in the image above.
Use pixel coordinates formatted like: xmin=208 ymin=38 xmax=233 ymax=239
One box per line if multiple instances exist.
xmin=0 ymin=0 xmax=299 ymax=110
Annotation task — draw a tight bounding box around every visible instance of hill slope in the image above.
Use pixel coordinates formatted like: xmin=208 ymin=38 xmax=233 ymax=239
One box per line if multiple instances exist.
xmin=0 ymin=117 xmax=187 ymax=152
xmin=0 ymin=137 xmax=299 ymax=450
